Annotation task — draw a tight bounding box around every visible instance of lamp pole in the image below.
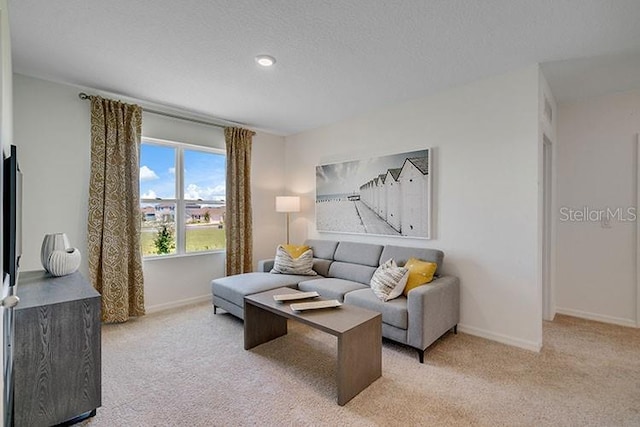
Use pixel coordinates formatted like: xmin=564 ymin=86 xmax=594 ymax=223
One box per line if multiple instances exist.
xmin=276 ymin=196 xmax=300 ymax=245
xmin=286 ymin=212 xmax=291 ymax=245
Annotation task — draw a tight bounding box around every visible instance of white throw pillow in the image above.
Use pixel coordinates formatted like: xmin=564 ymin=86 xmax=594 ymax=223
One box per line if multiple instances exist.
xmin=270 ymin=245 xmax=317 ymax=276
xmin=370 ymin=258 xmax=409 ymax=301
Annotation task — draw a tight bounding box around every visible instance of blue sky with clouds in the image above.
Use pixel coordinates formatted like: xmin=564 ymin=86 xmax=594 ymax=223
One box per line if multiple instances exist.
xmin=140 ymin=143 xmax=226 ymax=201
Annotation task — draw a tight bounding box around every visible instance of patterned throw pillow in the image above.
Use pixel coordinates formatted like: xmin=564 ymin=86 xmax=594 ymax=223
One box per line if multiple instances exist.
xmin=370 ymin=258 xmax=409 ymax=302
xmin=270 ymin=245 xmax=317 ymax=276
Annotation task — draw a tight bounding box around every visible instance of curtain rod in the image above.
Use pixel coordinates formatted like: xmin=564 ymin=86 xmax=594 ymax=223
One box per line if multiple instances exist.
xmin=78 ymin=92 xmax=240 ymax=130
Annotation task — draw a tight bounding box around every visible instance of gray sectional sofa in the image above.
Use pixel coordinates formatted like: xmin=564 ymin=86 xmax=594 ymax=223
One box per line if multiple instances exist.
xmin=211 ymin=239 xmax=459 ymax=362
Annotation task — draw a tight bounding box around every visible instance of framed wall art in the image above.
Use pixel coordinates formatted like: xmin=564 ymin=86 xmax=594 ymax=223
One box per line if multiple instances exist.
xmin=316 ymin=149 xmax=432 ymax=239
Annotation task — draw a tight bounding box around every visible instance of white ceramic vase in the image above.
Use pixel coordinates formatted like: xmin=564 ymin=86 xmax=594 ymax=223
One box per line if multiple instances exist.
xmin=41 ymin=233 xmax=81 ymax=276
xmin=47 ymin=248 xmax=82 ymax=277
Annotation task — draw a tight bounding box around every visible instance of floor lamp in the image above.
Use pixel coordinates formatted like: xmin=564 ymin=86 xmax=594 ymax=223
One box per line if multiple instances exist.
xmin=276 ymin=196 xmax=300 ymax=245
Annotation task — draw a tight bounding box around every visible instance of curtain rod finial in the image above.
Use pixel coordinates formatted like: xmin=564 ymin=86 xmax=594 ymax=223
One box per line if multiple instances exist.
xmin=79 ymin=92 xmax=91 ymax=100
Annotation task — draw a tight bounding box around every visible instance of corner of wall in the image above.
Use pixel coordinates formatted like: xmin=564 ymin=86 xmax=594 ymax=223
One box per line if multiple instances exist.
xmin=538 ymin=66 xmax=559 ymax=324
xmin=251 ymin=131 xmax=288 ymax=266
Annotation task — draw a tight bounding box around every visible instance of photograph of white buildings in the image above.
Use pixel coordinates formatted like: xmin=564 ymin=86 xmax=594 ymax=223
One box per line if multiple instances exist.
xmin=316 ymin=149 xmax=431 ymax=238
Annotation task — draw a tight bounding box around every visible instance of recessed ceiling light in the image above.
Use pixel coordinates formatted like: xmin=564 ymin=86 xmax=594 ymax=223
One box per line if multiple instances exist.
xmin=255 ymin=55 xmax=276 ymax=67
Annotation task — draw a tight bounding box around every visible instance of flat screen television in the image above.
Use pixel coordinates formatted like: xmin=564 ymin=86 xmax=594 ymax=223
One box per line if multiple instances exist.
xmin=3 ymin=144 xmax=21 ymax=426
xmin=3 ymin=144 xmax=22 ymax=288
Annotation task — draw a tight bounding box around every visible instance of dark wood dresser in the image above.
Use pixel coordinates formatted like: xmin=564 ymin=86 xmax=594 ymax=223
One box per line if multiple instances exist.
xmin=13 ymin=270 xmax=101 ymax=426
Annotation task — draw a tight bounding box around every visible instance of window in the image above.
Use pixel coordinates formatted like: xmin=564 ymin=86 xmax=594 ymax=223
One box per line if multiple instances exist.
xmin=139 ymin=138 xmax=226 ymax=257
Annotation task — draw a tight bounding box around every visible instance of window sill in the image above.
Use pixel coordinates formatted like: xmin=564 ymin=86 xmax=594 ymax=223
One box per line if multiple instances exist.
xmin=142 ymin=249 xmax=225 ymax=262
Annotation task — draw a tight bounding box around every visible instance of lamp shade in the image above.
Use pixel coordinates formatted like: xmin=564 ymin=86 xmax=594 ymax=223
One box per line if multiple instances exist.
xmin=275 ymin=196 xmax=300 ymax=213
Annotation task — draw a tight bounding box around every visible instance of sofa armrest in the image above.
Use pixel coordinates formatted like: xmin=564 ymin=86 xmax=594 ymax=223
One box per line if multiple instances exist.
xmin=257 ymin=259 xmax=275 ymax=273
xmin=407 ymin=275 xmax=460 ymax=351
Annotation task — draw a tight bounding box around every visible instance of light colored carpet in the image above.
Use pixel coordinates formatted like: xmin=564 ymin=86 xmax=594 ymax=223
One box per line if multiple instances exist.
xmin=81 ymin=303 xmax=640 ymax=426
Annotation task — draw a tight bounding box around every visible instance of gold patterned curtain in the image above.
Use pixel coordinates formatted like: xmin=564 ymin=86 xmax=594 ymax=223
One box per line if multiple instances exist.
xmin=88 ymin=96 xmax=145 ymax=323
xmin=225 ymin=127 xmax=255 ymax=275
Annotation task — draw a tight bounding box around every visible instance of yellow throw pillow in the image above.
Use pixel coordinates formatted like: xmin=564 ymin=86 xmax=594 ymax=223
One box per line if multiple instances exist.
xmin=281 ymin=244 xmax=310 ymax=259
xmin=402 ymin=257 xmax=437 ymax=296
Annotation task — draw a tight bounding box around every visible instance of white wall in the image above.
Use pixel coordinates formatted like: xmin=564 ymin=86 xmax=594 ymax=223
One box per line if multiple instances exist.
xmin=556 ymin=89 xmax=640 ymax=327
xmin=0 ymin=0 xmax=11 ymax=422
xmin=250 ymin=132 xmax=288 ymax=265
xmin=13 ymin=74 xmax=286 ymax=312
xmin=538 ymin=70 xmax=558 ymax=322
xmin=285 ymin=66 xmax=543 ymax=350
xmin=14 ymin=75 xmax=92 ymax=275
xmin=0 ymin=0 xmax=10 ymax=159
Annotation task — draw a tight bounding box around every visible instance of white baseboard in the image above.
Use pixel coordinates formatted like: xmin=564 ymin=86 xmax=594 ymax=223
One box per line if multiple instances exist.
xmin=146 ymin=294 xmax=212 ymax=314
xmin=457 ymin=324 xmax=542 ymax=352
xmin=555 ymin=307 xmax=637 ymax=328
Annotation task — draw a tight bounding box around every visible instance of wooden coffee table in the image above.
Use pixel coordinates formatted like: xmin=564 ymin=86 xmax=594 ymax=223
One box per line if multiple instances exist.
xmin=244 ymin=287 xmax=382 ymax=405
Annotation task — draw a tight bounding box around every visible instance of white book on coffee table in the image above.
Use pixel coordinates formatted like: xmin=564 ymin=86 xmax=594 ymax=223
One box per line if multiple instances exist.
xmin=290 ymin=300 xmax=342 ymax=312
xmin=273 ymin=291 xmax=320 ymax=302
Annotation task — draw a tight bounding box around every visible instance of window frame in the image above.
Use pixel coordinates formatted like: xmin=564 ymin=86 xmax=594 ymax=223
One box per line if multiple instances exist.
xmin=140 ymin=136 xmax=226 ymax=259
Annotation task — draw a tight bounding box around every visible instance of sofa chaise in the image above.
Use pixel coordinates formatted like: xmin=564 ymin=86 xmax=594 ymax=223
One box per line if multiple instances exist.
xmin=211 ymin=239 xmax=459 ymax=362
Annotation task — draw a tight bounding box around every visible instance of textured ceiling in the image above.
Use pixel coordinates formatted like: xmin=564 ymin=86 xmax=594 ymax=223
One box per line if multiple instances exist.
xmin=8 ymin=0 xmax=640 ymax=135
xmin=542 ymin=51 xmax=640 ymax=104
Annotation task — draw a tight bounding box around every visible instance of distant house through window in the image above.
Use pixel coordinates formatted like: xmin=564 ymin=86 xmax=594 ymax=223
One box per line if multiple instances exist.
xmin=139 ymin=138 xmax=226 ymax=257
